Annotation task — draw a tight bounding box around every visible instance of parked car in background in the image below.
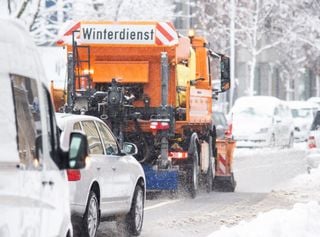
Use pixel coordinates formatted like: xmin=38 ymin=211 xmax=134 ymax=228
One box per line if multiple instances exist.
xmin=229 ymin=96 xmax=294 ymax=148
xmin=213 ymin=111 xmax=229 ymax=139
xmin=0 ymin=18 xmax=87 ymax=237
xmin=306 ymin=110 xmax=320 ymax=170
xmin=57 ymin=113 xmax=146 ymax=237
xmin=307 ymin=97 xmax=320 ymax=112
xmin=287 ymin=101 xmax=316 ymax=142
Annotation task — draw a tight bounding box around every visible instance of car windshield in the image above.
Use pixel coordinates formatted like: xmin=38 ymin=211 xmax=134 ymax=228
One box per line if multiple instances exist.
xmin=291 ymin=108 xmax=312 ymax=118
xmin=311 ymin=111 xmax=320 ymax=130
xmin=233 ymin=106 xmax=271 ymax=119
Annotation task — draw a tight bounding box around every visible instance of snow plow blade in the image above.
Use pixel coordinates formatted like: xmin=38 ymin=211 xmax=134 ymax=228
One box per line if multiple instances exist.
xmin=213 ymin=139 xmax=236 ymax=192
xmin=143 ymin=165 xmax=179 ymax=191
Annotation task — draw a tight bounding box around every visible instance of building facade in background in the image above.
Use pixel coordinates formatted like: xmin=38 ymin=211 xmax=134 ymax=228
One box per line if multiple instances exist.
xmin=174 ymin=0 xmax=320 ymax=111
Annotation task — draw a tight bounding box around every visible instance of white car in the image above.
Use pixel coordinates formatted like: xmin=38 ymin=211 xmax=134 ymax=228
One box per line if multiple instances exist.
xmin=287 ymin=100 xmax=316 ymax=142
xmin=230 ymin=96 xmax=294 ymax=148
xmin=57 ymin=113 xmax=146 ymax=237
xmin=0 ymin=18 xmax=87 ymax=237
xmin=307 ymin=110 xmax=320 ymax=170
xmin=307 ymin=97 xmax=320 ymax=112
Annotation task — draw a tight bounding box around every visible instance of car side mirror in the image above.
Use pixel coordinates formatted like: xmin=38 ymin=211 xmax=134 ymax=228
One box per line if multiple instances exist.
xmin=220 ymin=56 xmax=230 ymax=92
xmin=122 ymin=142 xmax=138 ymax=156
xmin=68 ymin=132 xmax=88 ymax=169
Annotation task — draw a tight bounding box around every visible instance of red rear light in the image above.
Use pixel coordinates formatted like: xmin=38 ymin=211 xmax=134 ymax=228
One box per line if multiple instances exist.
xmin=150 ymin=120 xmax=170 ymax=130
xmin=169 ymin=151 xmax=188 ymax=159
xmin=308 ymin=136 xmax=316 ymax=149
xmin=67 ymin=169 xmax=81 ymax=181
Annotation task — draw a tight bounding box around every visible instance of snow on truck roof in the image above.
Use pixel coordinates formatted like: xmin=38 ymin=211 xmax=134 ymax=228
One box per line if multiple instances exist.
xmin=57 ymin=21 xmax=179 ymax=46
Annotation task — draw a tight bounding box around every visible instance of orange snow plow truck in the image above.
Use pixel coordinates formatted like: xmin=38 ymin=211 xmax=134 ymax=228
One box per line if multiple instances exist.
xmin=54 ymin=21 xmax=236 ymax=196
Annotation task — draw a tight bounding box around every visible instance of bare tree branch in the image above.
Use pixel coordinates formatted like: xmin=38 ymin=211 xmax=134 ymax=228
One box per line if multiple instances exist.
xmin=7 ymin=0 xmax=12 ymax=14
xmin=16 ymin=0 xmax=31 ymax=19
xmin=29 ymin=0 xmax=42 ymax=31
xmin=114 ymin=0 xmax=125 ymax=21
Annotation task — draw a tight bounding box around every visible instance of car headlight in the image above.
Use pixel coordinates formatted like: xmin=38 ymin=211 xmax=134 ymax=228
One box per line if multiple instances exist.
xmin=258 ymin=127 xmax=269 ymax=133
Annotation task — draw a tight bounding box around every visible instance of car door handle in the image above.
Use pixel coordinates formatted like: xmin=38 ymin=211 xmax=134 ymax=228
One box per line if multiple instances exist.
xmin=42 ymin=180 xmax=54 ymax=186
xmin=97 ymin=167 xmax=101 ymax=171
xmin=112 ymin=167 xmax=116 ymax=171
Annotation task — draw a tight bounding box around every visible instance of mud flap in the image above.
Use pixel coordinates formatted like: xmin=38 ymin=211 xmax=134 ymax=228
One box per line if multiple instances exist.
xmin=213 ymin=172 xmax=236 ymax=192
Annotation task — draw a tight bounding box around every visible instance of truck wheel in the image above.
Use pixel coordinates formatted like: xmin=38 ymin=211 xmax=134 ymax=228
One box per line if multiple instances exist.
xmin=206 ymin=137 xmax=214 ymax=193
xmin=187 ymin=146 xmax=199 ymax=198
xmin=117 ymin=185 xmax=144 ymax=236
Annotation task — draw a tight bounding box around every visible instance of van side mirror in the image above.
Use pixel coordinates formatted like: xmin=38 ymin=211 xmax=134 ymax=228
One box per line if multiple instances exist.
xmin=122 ymin=142 xmax=138 ymax=156
xmin=220 ymin=55 xmax=231 ymax=92
xmin=68 ymin=132 xmax=88 ymax=169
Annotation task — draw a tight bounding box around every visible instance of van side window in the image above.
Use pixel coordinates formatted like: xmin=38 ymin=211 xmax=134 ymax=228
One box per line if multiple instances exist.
xmin=81 ymin=121 xmax=104 ymax=155
xmin=10 ymin=74 xmax=42 ymax=169
xmin=96 ymin=122 xmax=119 ymax=155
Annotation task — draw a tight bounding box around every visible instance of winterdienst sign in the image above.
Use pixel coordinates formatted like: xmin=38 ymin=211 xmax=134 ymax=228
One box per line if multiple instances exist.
xmin=57 ymin=22 xmax=178 ymax=46
xmin=79 ymin=22 xmax=178 ymax=46
xmin=80 ymin=24 xmax=155 ymax=44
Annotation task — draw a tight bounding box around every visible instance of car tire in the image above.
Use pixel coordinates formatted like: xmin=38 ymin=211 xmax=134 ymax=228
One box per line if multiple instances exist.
xmin=117 ymin=185 xmax=144 ymax=236
xmin=74 ymin=191 xmax=99 ymax=237
xmin=287 ymin=133 xmax=294 ymax=148
xmin=269 ymin=134 xmax=276 ymax=147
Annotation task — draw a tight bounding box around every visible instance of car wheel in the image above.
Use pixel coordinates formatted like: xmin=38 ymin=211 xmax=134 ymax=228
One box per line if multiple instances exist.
xmin=287 ymin=134 xmax=294 ymax=148
xmin=77 ymin=191 xmax=99 ymax=237
xmin=269 ymin=134 xmax=276 ymax=147
xmin=117 ymin=185 xmax=144 ymax=236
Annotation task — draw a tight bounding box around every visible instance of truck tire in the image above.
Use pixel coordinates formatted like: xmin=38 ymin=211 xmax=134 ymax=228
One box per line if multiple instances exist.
xmin=187 ymin=145 xmax=199 ymax=198
xmin=205 ymin=136 xmax=214 ymax=193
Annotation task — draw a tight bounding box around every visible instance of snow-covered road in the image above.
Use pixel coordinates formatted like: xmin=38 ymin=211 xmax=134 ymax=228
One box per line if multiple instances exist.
xmin=97 ymin=143 xmax=315 ymax=237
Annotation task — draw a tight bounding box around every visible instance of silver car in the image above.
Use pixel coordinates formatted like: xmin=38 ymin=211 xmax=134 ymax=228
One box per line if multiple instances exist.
xmin=57 ymin=113 xmax=145 ymax=237
xmin=307 ymin=110 xmax=320 ymax=170
xmin=230 ymin=96 xmax=294 ymax=148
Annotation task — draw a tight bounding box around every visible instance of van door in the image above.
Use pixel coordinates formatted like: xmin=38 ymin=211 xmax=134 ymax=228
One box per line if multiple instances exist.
xmin=10 ymin=75 xmax=70 ymax=237
xmin=8 ymin=74 xmax=43 ymax=236
xmin=38 ymin=86 xmax=71 ymax=236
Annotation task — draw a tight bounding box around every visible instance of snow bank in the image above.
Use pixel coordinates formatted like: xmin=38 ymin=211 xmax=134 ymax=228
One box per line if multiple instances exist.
xmin=207 ymin=201 xmax=320 ymax=237
xmin=208 ymin=166 xmax=320 ymax=237
xmin=276 ymin=165 xmax=320 ymax=191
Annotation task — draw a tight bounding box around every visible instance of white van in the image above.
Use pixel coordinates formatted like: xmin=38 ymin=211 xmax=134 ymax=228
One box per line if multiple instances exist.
xmin=230 ymin=96 xmax=294 ymax=148
xmin=0 ymin=18 xmax=88 ymax=237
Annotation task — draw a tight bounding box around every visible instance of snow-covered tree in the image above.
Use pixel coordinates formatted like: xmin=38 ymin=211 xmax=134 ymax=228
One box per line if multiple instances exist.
xmin=71 ymin=0 xmax=176 ymax=22
xmin=192 ymin=0 xmax=320 ymax=98
xmin=1 ymin=0 xmax=176 ymax=45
